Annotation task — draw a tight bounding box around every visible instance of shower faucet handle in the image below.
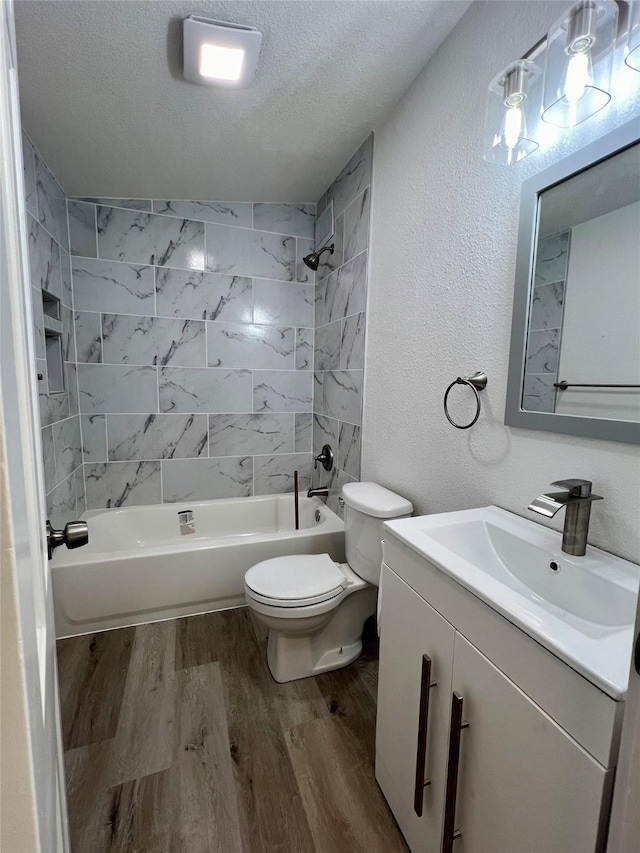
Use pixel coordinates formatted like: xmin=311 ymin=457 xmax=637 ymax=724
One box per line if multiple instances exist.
xmin=314 ymin=444 xmax=334 ymax=472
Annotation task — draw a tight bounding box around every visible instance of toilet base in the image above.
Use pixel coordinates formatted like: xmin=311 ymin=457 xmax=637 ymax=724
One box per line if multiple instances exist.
xmin=264 ymin=586 xmax=377 ymax=683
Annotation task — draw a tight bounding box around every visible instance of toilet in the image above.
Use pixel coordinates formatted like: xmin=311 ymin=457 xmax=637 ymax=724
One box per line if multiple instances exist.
xmin=244 ymin=482 xmax=413 ymax=683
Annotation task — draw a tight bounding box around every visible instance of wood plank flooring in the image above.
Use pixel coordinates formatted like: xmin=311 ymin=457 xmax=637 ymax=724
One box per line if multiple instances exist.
xmin=57 ymin=607 xmax=409 ymax=853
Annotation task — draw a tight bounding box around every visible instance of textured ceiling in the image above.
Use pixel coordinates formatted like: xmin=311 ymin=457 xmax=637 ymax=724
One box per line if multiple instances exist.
xmin=14 ymin=0 xmax=470 ymax=201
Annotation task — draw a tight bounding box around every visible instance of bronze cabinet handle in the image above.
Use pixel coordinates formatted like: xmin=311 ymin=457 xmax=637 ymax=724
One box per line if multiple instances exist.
xmin=414 ymin=654 xmax=437 ymax=816
xmin=442 ymin=692 xmax=469 ymax=853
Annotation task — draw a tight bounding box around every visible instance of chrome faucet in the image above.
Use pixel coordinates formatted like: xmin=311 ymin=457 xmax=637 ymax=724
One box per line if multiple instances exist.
xmin=528 ymin=479 xmax=603 ymax=557
xmin=307 ymin=486 xmax=329 ymax=498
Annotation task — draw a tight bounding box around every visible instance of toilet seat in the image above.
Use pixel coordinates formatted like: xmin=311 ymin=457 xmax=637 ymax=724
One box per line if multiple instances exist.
xmin=244 ymin=553 xmax=348 ymax=607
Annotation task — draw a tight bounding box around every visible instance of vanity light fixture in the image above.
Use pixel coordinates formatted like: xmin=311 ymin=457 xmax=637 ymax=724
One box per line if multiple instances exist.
xmin=541 ymin=0 xmax=618 ymax=127
xmin=625 ymin=0 xmax=640 ymax=70
xmin=483 ymin=60 xmax=542 ymax=165
xmin=183 ymin=16 xmax=263 ymax=88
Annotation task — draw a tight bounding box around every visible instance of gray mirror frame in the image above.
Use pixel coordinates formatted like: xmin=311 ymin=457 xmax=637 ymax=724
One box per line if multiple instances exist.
xmin=505 ymin=117 xmax=640 ymax=445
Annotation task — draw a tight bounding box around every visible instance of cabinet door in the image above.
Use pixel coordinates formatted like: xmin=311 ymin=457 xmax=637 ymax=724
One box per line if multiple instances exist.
xmin=376 ymin=566 xmax=456 ymax=852
xmin=446 ymin=634 xmax=612 ymax=853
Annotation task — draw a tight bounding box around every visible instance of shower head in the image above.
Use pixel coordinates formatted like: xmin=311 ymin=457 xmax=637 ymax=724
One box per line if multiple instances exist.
xmin=303 ymin=243 xmax=335 ymax=271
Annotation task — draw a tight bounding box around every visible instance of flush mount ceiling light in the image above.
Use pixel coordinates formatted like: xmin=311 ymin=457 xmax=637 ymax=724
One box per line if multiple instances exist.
xmin=483 ymin=60 xmax=542 ymax=165
xmin=183 ymin=16 xmax=262 ymax=88
xmin=541 ymin=0 xmax=618 ymax=128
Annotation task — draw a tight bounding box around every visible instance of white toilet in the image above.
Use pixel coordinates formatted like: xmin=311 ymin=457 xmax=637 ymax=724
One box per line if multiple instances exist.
xmin=244 ymin=482 xmax=413 ymax=683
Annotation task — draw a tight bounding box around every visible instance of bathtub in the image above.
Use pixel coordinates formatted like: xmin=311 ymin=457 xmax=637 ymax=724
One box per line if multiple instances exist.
xmin=52 ymin=494 xmax=345 ymax=638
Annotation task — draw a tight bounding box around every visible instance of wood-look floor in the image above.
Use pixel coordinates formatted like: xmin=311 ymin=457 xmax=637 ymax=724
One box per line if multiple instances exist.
xmin=57 ymin=607 xmax=409 ymax=853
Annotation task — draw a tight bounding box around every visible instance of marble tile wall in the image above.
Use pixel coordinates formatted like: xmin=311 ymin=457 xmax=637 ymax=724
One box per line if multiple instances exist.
xmin=312 ymin=135 xmax=373 ymax=513
xmin=523 ymin=230 xmax=569 ymax=413
xmin=68 ymin=196 xmax=316 ymax=508
xmin=23 ymin=133 xmax=84 ymax=527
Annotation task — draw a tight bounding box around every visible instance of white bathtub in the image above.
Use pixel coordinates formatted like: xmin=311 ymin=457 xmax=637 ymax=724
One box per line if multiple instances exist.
xmin=52 ymin=494 xmax=345 ymax=638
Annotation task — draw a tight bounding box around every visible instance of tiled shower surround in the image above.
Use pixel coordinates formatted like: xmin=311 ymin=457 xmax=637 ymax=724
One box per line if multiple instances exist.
xmin=312 ymin=135 xmax=372 ymax=512
xmin=23 ymin=134 xmax=83 ymax=528
xmin=67 ymin=196 xmax=317 ymax=509
xmin=24 ymin=130 xmax=372 ymax=516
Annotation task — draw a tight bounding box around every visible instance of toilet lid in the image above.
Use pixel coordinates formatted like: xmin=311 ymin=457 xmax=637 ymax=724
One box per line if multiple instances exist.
xmin=245 ymin=554 xmax=348 ymax=607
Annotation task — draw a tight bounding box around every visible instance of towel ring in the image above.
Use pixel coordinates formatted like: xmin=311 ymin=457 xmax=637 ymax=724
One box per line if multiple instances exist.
xmin=444 ymin=372 xmax=488 ymax=430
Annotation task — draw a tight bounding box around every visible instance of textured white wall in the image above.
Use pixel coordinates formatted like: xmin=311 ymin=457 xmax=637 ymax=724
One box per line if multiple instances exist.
xmin=364 ymin=0 xmax=640 ymax=562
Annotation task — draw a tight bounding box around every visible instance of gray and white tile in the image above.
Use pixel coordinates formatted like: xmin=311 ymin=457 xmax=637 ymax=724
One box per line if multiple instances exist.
xmin=313 ymin=372 xmax=324 ymax=413
xmin=253 ymin=370 xmax=313 ymax=413
xmin=74 ymin=312 xmax=102 ymax=363
xmin=78 ymin=198 xmax=151 ymax=211
xmin=46 ymin=475 xmax=77 ymax=529
xmin=75 ymin=467 xmax=86 ymax=515
xmin=84 ymin=461 xmax=161 ymax=509
xmin=253 ymin=280 xmax=314 ymax=327
xmin=341 ymin=312 xmax=365 ymax=369
xmin=71 ymin=258 xmax=155 ymax=315
xmin=61 ymin=305 xmax=76 ymax=363
xmin=530 ymin=280 xmax=564 ymax=331
xmin=343 ymin=188 xmax=370 ymax=264
xmin=525 ymin=329 xmax=560 ymax=374
xmin=209 ymin=413 xmax=294 ymax=457
xmin=153 ymin=200 xmax=252 ymax=228
xmin=22 ymin=134 xmax=37 ymax=218
xmin=296 ymin=237 xmax=315 ymax=283
xmin=102 ymin=314 xmax=206 ymax=366
xmin=534 ymin=231 xmax=570 ymax=286
xmin=338 ymin=422 xmax=361 ymax=479
xmin=315 ymin=321 xmax=341 ymax=371
xmin=253 ymin=453 xmax=312 ymax=496
xmin=68 ymin=200 xmax=97 ymax=258
xmin=162 ymin=456 xmax=252 ymax=502
xmin=522 ymin=373 xmax=558 ymax=413
xmin=97 ymin=207 xmax=205 ymax=269
xmin=295 ymin=413 xmax=312 ymax=452
xmin=78 ymin=364 xmax=158 ymax=414
xmin=41 ymin=425 xmax=56 ymax=493
xmin=60 ymin=249 xmax=73 ymax=309
xmin=35 ymin=154 xmax=68 ymax=248
xmin=322 ymin=370 xmax=363 ymax=425
xmin=39 ymin=386 xmax=69 ymax=428
xmin=325 ymin=135 xmax=372 ymax=217
xmin=53 ymin=416 xmax=82 ymax=482
xmin=80 ymin=414 xmax=107 ymax=462
xmin=206 ymin=223 xmax=295 ymax=281
xmin=295 ymin=328 xmax=313 ymax=370
xmin=66 ymin=362 xmax=79 ymax=416
xmin=159 ymin=366 xmax=252 ymax=414
xmin=28 ymin=215 xmax=61 ymax=297
xmin=207 ymin=322 xmax=294 ymax=370
xmin=325 ymin=250 xmax=367 ymax=323
xmin=316 ymin=213 xmax=343 ymax=282
xmin=107 ymin=414 xmax=208 ymax=461
xmin=155 ymin=269 xmax=252 ymax=322
xmin=313 ymin=414 xmax=338 ymax=458
xmin=32 ymin=287 xmax=45 ymax=360
xmin=253 ymin=203 xmax=315 ymax=239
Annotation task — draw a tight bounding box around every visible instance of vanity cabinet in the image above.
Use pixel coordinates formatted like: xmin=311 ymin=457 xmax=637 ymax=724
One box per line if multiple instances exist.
xmin=376 ymin=564 xmax=615 ymax=853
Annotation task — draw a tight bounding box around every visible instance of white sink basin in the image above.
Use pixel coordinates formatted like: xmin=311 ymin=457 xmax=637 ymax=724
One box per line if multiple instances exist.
xmin=384 ymin=506 xmax=640 ymax=699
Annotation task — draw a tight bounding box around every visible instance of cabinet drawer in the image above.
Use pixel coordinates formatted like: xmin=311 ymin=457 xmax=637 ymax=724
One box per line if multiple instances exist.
xmin=382 ymin=536 xmax=623 ymax=767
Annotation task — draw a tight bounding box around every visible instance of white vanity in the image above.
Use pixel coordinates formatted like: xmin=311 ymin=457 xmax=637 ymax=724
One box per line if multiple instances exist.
xmin=375 ymin=506 xmax=639 ymax=853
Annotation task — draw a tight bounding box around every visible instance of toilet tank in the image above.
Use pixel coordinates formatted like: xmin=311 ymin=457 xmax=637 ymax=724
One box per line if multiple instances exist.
xmin=341 ymin=483 xmax=413 ymax=586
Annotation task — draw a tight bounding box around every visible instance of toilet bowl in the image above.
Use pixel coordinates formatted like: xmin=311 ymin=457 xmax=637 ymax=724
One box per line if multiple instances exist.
xmin=244 ymin=482 xmax=413 ymax=683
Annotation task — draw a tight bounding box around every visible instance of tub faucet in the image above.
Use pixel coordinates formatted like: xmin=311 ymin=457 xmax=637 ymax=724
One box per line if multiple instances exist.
xmin=307 ymin=486 xmax=329 ymax=498
xmin=528 ymin=479 xmax=603 ymax=557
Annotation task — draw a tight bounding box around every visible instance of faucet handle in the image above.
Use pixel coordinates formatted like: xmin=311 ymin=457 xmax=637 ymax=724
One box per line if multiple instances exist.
xmin=550 ymin=478 xmax=594 ymax=497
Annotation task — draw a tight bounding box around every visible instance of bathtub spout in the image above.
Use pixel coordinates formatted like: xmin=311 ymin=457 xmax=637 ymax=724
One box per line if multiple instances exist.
xmin=307 ymin=486 xmax=329 ymax=498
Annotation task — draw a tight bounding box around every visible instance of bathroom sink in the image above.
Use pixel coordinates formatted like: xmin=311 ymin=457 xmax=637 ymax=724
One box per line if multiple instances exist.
xmin=384 ymin=506 xmax=640 ymax=698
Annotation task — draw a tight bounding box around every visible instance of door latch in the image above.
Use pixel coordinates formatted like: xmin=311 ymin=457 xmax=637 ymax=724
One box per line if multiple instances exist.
xmin=46 ymin=519 xmax=89 ymax=560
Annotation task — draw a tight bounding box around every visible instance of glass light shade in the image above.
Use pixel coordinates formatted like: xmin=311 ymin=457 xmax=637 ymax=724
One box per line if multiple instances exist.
xmin=626 ymin=0 xmax=640 ymax=71
xmin=484 ymin=60 xmax=542 ymax=166
xmin=541 ymin=0 xmax=617 ymax=128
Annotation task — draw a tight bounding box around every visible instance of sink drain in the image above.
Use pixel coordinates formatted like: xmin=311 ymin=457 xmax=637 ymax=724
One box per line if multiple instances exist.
xmin=549 ymin=560 xmax=560 ymax=573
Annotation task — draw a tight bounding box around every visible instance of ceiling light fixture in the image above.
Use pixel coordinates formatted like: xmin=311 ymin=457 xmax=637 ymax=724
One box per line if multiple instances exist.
xmin=183 ymin=16 xmax=262 ymax=88
xmin=483 ymin=60 xmax=542 ymax=165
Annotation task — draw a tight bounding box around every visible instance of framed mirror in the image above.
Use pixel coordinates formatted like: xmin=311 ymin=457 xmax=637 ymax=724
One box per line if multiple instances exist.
xmin=505 ymin=118 xmax=640 ymax=444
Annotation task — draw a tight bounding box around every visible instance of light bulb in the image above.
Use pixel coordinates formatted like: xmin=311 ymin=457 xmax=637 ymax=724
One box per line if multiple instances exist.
xmin=564 ymin=51 xmax=591 ymax=102
xmin=504 ymin=106 xmax=524 ymax=149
